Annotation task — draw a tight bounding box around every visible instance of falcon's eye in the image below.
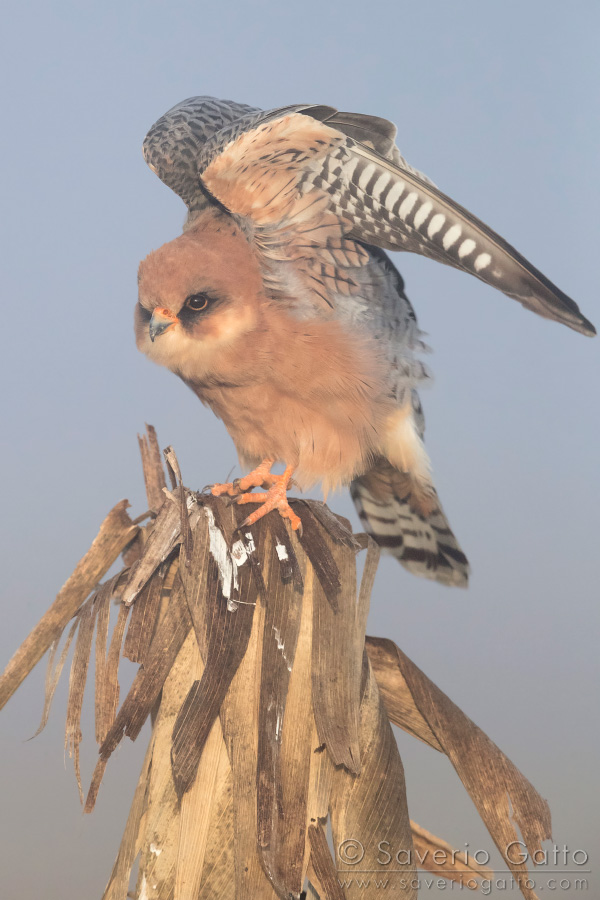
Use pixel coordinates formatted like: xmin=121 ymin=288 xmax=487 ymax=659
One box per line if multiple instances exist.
xmin=185 ymin=293 xmax=210 ymax=311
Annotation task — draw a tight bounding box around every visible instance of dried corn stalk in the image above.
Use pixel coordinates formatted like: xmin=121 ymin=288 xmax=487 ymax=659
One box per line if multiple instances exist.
xmin=0 ymin=425 xmax=552 ymax=900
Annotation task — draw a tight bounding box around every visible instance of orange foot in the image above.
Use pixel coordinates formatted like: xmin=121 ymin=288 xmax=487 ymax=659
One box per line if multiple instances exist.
xmin=211 ymin=460 xmax=301 ymax=532
xmin=211 ymin=458 xmax=277 ymax=497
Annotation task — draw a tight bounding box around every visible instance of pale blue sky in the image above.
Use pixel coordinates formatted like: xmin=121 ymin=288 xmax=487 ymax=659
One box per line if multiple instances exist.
xmin=0 ymin=1 xmax=598 ymax=897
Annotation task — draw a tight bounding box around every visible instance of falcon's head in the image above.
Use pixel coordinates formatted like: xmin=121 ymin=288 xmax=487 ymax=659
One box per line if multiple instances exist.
xmin=136 ymin=214 xmax=265 ymax=383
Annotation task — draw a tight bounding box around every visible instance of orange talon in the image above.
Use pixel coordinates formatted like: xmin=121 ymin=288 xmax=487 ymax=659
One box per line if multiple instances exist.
xmin=241 ymin=490 xmax=301 ymax=531
xmin=211 ymin=459 xmax=301 ymax=531
xmin=210 ymin=481 xmax=236 ymax=497
xmin=211 ymin=458 xmax=276 ymax=497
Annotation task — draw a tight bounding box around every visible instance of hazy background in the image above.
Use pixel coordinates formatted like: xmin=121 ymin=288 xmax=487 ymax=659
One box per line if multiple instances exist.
xmin=0 ymin=1 xmax=598 ymax=896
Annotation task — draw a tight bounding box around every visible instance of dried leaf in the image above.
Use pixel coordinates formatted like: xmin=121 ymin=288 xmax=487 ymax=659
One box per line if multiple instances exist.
xmin=138 ymin=423 xmax=167 ymax=512
xmin=0 ymin=499 xmax=138 ymax=710
xmin=170 ymin=586 xmax=255 ymax=797
xmin=178 ymin=505 xmax=215 ymax=659
xmin=135 ymin=628 xmax=202 ymax=899
xmin=366 ymin=639 xmax=442 ymax=750
xmin=85 ymin=573 xmax=192 ymax=811
xmin=305 ymin=731 xmax=334 ymax=830
xmin=257 ymin=536 xmax=306 ymax=898
xmin=311 ymin=538 xmax=360 ymax=774
xmin=122 ymin=564 xmax=164 ymax=665
xmin=101 ymin=601 xmax=131 ymax=737
xmin=163 ymin=447 xmax=194 ymax=561
xmin=307 ymin=822 xmax=345 ymax=900
xmin=330 ymin=662 xmax=417 ymax=898
xmin=298 ymin=500 xmax=360 ymax=550
xmin=121 ymin=530 xmax=145 ymax=567
xmin=365 ymin=638 xmax=552 ymax=900
xmin=233 ymin=518 xmax=268 ymax=600
xmin=106 ymin=572 xmax=191 ymax=747
xmin=219 ymin=591 xmax=278 ymax=899
xmin=268 ymin=514 xmax=304 ymax=592
xmin=3 ymin=430 xmax=557 ymax=900
xmin=354 ymin=535 xmax=379 ymax=693
xmin=31 ymin=618 xmax=79 ymax=738
xmin=410 ymin=820 xmax=493 ymax=888
xmin=171 ymin=506 xmax=257 ymax=798
xmin=94 ymin=582 xmax=113 ymax=744
xmin=195 ymin=754 xmax=235 ymax=900
xmin=85 ymin=756 xmax=109 ymax=815
xmin=304 ymin=876 xmax=322 ymax=900
xmin=175 ymin=717 xmax=227 ymax=898
xmin=65 ymin=596 xmax=97 ymax=801
xmin=102 ymin=736 xmax=154 ymax=900
xmin=120 ymin=496 xmax=183 ymax=606
xmin=294 ymin=503 xmax=341 ymax=609
xmin=264 ymin=549 xmax=315 ymax=897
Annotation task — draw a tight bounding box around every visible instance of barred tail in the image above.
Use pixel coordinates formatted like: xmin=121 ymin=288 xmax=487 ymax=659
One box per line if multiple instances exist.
xmin=350 ymin=461 xmax=469 ymax=587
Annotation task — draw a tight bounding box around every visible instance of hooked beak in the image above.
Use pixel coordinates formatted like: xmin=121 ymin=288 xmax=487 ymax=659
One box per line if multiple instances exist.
xmin=149 ymin=307 xmax=179 ymax=342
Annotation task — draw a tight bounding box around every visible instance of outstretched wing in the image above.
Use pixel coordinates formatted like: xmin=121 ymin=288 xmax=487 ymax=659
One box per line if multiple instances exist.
xmin=144 ymin=97 xmax=595 ymax=336
xmin=142 ymin=96 xmax=261 ymax=211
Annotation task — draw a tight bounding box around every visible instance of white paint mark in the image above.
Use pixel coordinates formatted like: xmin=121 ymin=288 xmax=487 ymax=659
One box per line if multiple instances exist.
xmin=150 ymin=843 xmax=162 ymax=857
xmin=275 ymin=541 xmax=289 ymax=561
xmin=474 ymin=252 xmax=492 ymax=271
xmin=442 ymin=224 xmax=462 ymax=250
xmin=205 ymin=506 xmax=248 ymax=602
xmin=358 ymin=163 xmax=377 ymax=190
xmin=385 ymin=180 xmax=405 ymax=210
xmin=231 ymin=539 xmax=248 ymax=566
xmin=399 ymin=191 xmax=418 ymax=220
xmin=427 ymin=213 xmax=445 ymax=238
xmin=244 ymin=532 xmax=256 ymax=553
xmin=413 ymin=201 xmax=432 ymax=230
xmin=205 ymin=507 xmax=235 ymax=598
xmin=139 ymin=876 xmax=149 ymax=900
xmin=272 ymin=625 xmax=293 ymax=672
xmin=458 ymin=238 xmax=476 ymax=258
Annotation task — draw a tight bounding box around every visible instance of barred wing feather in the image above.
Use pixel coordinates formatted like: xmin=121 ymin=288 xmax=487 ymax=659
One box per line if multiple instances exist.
xmin=196 ymin=101 xmax=594 ymax=335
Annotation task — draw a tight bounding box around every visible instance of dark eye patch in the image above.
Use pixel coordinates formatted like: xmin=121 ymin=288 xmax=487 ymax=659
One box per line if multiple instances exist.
xmin=179 ymin=291 xmax=223 ymax=328
xmin=136 ymin=302 xmax=151 ymax=322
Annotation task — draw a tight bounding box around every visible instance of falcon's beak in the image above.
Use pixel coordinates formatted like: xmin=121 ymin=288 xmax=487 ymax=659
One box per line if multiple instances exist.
xmin=149 ymin=307 xmax=179 ymax=342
